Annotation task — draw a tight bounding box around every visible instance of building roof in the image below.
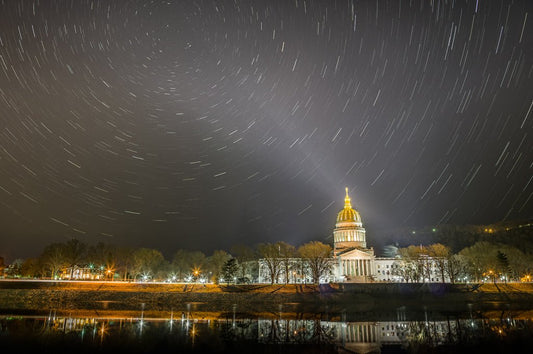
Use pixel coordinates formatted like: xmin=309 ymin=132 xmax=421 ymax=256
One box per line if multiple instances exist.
xmin=336 ymin=187 xmax=362 ymax=224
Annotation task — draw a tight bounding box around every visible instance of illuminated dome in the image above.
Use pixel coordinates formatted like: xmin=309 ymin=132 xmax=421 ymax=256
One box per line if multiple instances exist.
xmin=336 ymin=188 xmax=362 ymax=224
xmin=334 ymin=188 xmax=367 ymax=250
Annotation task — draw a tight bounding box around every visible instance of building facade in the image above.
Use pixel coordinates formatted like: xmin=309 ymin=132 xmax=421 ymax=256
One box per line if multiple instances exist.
xmin=332 ymin=188 xmax=376 ymax=282
xmin=258 ymin=188 xmax=449 ymax=284
xmin=374 ymin=257 xmax=404 ymax=282
xmin=331 ymin=189 xmax=450 ymax=283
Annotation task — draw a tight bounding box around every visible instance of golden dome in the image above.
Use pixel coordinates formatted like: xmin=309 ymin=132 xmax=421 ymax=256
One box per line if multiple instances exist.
xmin=336 ymin=188 xmax=362 ymax=224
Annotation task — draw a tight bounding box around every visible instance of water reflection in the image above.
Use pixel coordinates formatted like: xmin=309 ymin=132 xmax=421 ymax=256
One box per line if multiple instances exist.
xmin=1 ymin=310 xmax=533 ymax=353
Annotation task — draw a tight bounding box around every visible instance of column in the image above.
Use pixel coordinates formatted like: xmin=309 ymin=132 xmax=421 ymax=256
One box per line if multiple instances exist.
xmin=343 ymin=260 xmax=346 ymax=275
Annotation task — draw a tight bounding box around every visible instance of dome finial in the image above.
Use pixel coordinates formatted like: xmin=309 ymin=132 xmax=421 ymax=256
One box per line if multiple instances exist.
xmin=344 ymin=187 xmax=352 ymax=208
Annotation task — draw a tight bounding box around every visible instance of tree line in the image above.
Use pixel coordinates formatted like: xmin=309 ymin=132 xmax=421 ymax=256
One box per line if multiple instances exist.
xmin=4 ymin=237 xmax=532 ymax=284
xmin=393 ymin=241 xmax=533 ymax=283
xmin=3 ymin=239 xmax=333 ymax=284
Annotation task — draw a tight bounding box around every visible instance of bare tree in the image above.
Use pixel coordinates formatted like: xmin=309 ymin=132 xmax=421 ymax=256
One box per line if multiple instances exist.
xmin=258 ymin=243 xmax=283 ymax=284
xmin=459 ymin=242 xmax=496 ymax=282
xmin=88 ymin=243 xmax=117 ymax=272
xmin=278 ymin=242 xmax=296 ymax=283
xmin=172 ymin=250 xmax=206 ymax=281
xmin=398 ymin=245 xmax=440 ymax=283
xmin=115 ymin=246 xmax=134 ymax=281
xmin=63 ymin=239 xmax=88 ymax=279
xmin=427 ymin=243 xmax=451 ymax=283
xmin=40 ymin=243 xmax=67 ymax=279
xmin=132 ymin=248 xmax=165 ymax=280
xmin=206 ymin=250 xmax=231 ymax=283
xmin=445 ymin=254 xmax=467 ymax=283
xmin=298 ymin=241 xmax=332 ymax=284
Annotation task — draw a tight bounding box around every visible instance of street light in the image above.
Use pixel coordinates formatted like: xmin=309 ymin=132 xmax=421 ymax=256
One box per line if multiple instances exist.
xmin=192 ymin=267 xmax=201 ymax=283
xmin=106 ymin=268 xmax=114 ymax=281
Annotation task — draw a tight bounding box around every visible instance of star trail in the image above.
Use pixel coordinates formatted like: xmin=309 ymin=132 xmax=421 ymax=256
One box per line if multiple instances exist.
xmin=0 ymin=0 xmax=531 ymax=259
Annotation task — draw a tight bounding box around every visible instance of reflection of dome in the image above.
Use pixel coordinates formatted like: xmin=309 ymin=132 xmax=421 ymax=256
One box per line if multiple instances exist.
xmin=336 ymin=188 xmax=362 ymax=224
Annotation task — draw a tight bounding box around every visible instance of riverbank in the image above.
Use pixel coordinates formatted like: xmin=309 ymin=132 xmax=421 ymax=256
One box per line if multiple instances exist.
xmin=1 ymin=280 xmax=533 ymax=319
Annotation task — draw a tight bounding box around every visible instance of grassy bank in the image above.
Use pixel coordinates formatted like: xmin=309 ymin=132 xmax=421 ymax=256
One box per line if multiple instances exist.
xmin=1 ymin=280 xmax=533 ymax=318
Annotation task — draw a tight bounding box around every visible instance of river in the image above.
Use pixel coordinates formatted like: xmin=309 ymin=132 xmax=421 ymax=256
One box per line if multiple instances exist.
xmin=1 ymin=305 xmax=532 ymax=353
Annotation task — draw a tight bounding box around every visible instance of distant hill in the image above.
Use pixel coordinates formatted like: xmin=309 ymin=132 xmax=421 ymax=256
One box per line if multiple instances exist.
xmin=376 ymin=219 xmax=533 ymax=255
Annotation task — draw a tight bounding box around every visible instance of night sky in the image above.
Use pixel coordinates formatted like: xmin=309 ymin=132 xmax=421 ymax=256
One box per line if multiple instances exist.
xmin=1 ymin=0 xmax=532 ymax=260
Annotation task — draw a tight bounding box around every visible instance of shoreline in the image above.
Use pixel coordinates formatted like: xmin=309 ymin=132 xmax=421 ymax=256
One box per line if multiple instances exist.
xmin=2 ymin=280 xmax=533 ymax=319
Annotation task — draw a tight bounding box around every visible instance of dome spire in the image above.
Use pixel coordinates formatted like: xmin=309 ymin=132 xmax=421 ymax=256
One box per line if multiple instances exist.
xmin=344 ymin=187 xmax=352 ymax=208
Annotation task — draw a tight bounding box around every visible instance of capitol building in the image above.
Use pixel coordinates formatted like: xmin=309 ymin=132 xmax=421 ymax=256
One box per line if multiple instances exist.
xmin=258 ymin=188 xmax=447 ymax=283
xmin=332 ymin=188 xmax=376 ymax=282
xmin=332 ymin=188 xmax=447 ymax=283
